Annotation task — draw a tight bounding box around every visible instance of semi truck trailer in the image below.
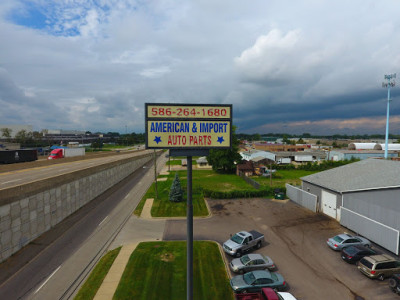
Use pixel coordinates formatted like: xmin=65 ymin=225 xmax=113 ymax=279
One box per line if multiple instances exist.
xmin=48 ymin=148 xmax=85 ymax=160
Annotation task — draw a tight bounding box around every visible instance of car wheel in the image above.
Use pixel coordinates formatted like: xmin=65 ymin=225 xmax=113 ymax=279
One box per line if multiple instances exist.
xmin=235 ymin=250 xmax=242 ymax=258
xmin=389 ymin=278 xmax=397 ymax=289
xmin=378 ymin=274 xmax=385 ymax=281
xmin=256 ymin=241 xmax=261 ymax=249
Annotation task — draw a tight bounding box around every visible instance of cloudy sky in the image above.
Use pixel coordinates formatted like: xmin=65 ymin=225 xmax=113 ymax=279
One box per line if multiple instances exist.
xmin=1 ymin=0 xmax=400 ymax=135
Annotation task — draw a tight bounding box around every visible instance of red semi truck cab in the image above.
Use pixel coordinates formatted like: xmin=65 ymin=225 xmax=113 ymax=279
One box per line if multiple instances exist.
xmin=48 ymin=149 xmax=64 ymax=159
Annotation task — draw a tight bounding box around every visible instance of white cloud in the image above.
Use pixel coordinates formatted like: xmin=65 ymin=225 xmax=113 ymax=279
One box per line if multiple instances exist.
xmin=139 ymin=66 xmax=171 ymax=78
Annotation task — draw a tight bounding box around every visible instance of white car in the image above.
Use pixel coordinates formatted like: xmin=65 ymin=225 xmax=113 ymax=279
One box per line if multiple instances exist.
xmin=278 ymin=292 xmax=298 ymax=300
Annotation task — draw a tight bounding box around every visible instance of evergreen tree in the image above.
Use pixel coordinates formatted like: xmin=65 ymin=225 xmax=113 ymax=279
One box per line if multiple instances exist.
xmin=169 ymin=173 xmax=183 ymax=202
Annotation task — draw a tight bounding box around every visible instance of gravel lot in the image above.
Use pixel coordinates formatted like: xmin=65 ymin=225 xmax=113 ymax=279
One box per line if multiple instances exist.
xmin=163 ymin=198 xmax=396 ymax=300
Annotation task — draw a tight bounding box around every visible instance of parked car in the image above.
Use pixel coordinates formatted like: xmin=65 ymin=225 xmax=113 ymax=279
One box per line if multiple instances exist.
xmin=223 ymin=230 xmax=265 ymax=257
xmin=230 ymin=270 xmax=287 ymax=293
xmin=230 ymin=254 xmax=275 ymax=273
xmin=341 ymin=245 xmax=378 ymax=263
xmin=358 ymin=254 xmax=400 ymax=280
xmin=388 ymin=274 xmax=400 ymax=295
xmin=235 ymin=287 xmax=297 ymax=300
xmin=327 ymin=233 xmax=371 ymax=251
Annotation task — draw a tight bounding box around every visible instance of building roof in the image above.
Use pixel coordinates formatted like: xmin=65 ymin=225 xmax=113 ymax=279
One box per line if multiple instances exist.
xmin=330 ymin=150 xmax=396 ymax=154
xmin=348 ymin=143 xmax=376 ymax=150
xmin=273 ymin=151 xmax=326 ymax=158
xmin=374 ymin=144 xmax=400 ymax=151
xmin=251 ymin=156 xmax=270 ymax=162
xmin=196 ymin=156 xmax=208 ymax=164
xmin=301 ymin=159 xmax=400 ymax=193
xmin=237 ymin=160 xmax=254 ymax=171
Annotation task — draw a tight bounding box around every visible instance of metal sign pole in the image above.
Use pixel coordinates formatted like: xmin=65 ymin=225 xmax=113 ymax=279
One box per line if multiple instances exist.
xmin=187 ymin=155 xmax=193 ymax=300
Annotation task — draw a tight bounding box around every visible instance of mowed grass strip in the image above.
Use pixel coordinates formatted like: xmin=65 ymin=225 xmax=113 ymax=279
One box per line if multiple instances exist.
xmin=134 ymin=170 xmax=254 ymax=217
xmin=252 ymin=169 xmax=318 ymax=187
xmin=113 ymin=241 xmax=233 ymax=300
xmin=74 ymin=247 xmax=121 ymax=300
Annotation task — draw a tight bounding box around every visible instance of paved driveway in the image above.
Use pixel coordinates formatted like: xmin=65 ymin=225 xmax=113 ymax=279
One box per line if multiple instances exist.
xmin=163 ymin=198 xmax=395 ymax=300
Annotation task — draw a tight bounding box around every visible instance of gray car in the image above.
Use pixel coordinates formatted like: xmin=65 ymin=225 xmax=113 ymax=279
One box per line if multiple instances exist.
xmin=327 ymin=233 xmax=371 ymax=251
xmin=230 ymin=254 xmax=275 ymax=273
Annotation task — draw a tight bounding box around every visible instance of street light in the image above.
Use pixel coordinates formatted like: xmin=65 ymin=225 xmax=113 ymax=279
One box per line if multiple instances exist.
xmin=382 ymin=73 xmax=396 ymax=159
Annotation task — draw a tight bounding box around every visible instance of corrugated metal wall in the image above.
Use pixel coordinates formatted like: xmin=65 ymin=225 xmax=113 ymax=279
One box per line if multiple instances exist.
xmin=341 ymin=207 xmax=399 ymax=254
xmin=343 ymin=188 xmax=400 ymax=230
xmin=286 ymin=184 xmax=317 ymax=212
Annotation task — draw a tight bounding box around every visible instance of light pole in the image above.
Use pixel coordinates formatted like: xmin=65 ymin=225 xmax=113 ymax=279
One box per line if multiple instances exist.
xmin=382 ymin=73 xmax=396 ymax=159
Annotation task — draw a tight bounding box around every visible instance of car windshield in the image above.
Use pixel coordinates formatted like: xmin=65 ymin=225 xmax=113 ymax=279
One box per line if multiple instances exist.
xmin=344 ymin=246 xmax=358 ymax=255
xmin=359 ymin=258 xmax=373 ymax=269
xmin=243 ymin=272 xmax=256 ymax=285
xmin=240 ymin=255 xmax=251 ymax=265
xmin=231 ymin=234 xmax=244 ymax=244
xmin=333 ymin=236 xmax=344 ymax=243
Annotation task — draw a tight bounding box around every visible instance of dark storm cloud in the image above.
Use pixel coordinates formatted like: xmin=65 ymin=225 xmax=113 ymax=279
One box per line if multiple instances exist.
xmin=0 ymin=0 xmax=400 ymax=134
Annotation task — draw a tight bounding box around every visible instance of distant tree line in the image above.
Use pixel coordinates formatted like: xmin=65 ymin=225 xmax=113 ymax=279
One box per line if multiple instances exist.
xmin=271 ymin=157 xmax=360 ymax=172
xmin=237 ymin=132 xmax=400 ymax=141
xmin=0 ymin=127 xmax=146 ymax=148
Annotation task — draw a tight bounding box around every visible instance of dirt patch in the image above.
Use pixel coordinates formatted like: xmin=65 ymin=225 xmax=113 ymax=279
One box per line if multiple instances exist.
xmin=211 ymin=204 xmax=226 ymax=211
xmin=160 ymin=252 xmax=175 ymax=262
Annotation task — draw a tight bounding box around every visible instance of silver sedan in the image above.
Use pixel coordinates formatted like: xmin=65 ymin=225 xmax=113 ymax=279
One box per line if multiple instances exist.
xmin=229 ymin=253 xmax=275 ymax=273
xmin=327 ymin=233 xmax=371 ymax=251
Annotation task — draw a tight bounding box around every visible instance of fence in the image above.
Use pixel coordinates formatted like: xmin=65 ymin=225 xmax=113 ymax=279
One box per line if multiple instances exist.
xmin=240 ymin=174 xmax=260 ymax=189
xmin=286 ymin=184 xmax=317 ymax=212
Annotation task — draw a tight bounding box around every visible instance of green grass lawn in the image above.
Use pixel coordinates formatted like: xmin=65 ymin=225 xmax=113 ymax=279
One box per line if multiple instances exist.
xmin=166 ymin=159 xmax=198 ymax=166
xmin=251 ymin=169 xmax=318 ymax=187
xmin=74 ymin=247 xmax=121 ymax=300
xmin=134 ymin=170 xmax=254 ymax=217
xmin=113 ymin=241 xmax=233 ymax=300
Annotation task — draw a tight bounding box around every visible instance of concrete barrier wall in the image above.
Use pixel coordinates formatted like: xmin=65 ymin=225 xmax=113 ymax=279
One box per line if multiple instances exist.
xmin=0 ymin=153 xmax=153 ymax=262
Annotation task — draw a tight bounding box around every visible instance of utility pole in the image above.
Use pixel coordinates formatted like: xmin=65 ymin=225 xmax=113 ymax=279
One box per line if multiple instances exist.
xmin=382 ymin=74 xmax=396 ymax=159
xmin=154 ymin=149 xmax=158 ymax=199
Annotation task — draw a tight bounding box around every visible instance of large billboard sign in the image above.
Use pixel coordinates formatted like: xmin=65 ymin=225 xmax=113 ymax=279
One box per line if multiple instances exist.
xmin=145 ymin=103 xmax=232 ymax=149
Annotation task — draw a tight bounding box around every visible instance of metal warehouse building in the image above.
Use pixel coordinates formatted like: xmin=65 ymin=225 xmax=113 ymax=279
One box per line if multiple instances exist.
xmin=289 ymin=159 xmax=400 ymax=254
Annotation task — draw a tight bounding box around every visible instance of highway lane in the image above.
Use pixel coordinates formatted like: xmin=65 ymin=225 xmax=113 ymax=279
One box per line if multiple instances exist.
xmin=0 ymin=150 xmax=153 ymax=190
xmin=0 ymin=152 xmax=168 ymax=299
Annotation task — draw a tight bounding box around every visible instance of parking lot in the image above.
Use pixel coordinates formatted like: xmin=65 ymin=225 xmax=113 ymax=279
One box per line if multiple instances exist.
xmin=163 ymin=198 xmax=396 ymax=300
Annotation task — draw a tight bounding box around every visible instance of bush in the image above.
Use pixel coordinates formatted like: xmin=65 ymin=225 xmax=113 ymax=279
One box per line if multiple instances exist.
xmin=203 ymin=186 xmax=286 ymax=199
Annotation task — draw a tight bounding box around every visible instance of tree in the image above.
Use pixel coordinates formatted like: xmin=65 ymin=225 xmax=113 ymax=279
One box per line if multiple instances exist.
xmin=1 ymin=128 xmax=12 ymax=140
xmin=207 ymin=126 xmax=241 ymax=173
xmin=282 ymin=135 xmax=290 ymax=144
xmin=297 ymin=138 xmax=305 ymax=144
xmin=15 ymin=130 xmax=33 ymax=146
xmin=169 ymin=173 xmax=183 ymax=202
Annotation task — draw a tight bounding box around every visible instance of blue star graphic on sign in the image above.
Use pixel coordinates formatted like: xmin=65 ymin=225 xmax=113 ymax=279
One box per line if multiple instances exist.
xmin=154 ymin=136 xmax=162 ymax=144
xmin=217 ymin=136 xmax=224 ymax=144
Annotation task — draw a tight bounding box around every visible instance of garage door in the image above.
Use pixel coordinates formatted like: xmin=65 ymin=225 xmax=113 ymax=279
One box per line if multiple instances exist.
xmin=321 ymin=190 xmax=337 ymax=219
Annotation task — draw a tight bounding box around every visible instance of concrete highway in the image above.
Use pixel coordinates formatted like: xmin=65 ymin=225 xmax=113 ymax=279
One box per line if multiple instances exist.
xmin=0 ymin=150 xmax=153 ymax=190
xmin=0 ymin=152 xmax=168 ymax=299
